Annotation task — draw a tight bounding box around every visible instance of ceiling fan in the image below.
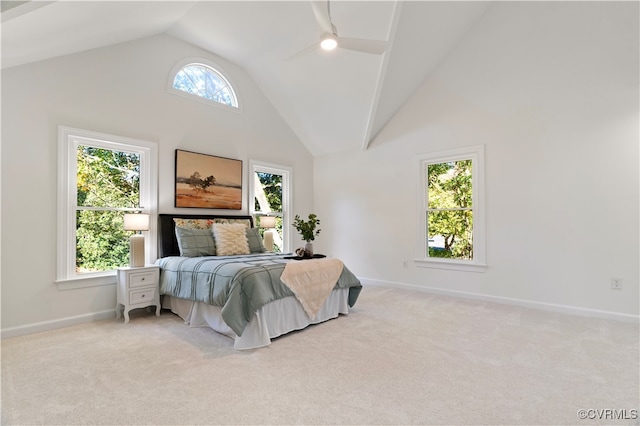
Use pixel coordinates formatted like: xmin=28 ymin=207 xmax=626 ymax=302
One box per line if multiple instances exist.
xmin=289 ymin=0 xmax=388 ymax=59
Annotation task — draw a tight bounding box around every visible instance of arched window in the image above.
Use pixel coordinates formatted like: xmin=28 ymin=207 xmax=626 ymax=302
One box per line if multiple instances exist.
xmin=171 ymin=62 xmax=239 ymax=109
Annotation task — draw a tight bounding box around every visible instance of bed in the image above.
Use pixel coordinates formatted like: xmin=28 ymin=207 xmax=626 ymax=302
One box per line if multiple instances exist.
xmin=155 ymin=213 xmax=362 ymax=349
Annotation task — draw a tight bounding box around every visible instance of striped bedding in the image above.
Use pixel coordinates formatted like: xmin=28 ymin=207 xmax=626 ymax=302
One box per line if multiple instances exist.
xmin=156 ymin=253 xmax=362 ymax=336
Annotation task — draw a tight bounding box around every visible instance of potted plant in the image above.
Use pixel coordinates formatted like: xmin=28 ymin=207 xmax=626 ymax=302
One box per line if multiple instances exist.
xmin=292 ymin=213 xmax=321 ymax=256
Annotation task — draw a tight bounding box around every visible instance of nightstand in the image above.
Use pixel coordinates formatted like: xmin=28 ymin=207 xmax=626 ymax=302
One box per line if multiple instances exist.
xmin=115 ymin=265 xmax=161 ymax=324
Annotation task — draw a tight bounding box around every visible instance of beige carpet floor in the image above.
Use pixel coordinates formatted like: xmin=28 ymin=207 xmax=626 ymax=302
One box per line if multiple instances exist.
xmin=1 ymin=285 xmax=639 ymax=425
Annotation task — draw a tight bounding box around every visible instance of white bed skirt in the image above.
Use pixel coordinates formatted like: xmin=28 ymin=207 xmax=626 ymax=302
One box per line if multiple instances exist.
xmin=162 ymin=288 xmax=351 ymax=350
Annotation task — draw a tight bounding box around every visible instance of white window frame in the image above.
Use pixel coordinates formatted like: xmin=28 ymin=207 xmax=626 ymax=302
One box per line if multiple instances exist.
xmin=56 ymin=126 xmax=158 ymax=289
xmin=167 ymin=57 xmax=242 ymax=113
xmin=249 ymin=160 xmax=292 ymax=253
xmin=415 ymin=145 xmax=486 ymax=272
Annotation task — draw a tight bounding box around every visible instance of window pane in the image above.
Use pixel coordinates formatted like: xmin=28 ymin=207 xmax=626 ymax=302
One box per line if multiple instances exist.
xmin=77 ymin=145 xmax=140 ymax=208
xmin=76 ymin=210 xmax=131 ymax=273
xmin=254 ymin=170 xmax=285 ymax=252
xmin=254 ymin=172 xmax=282 ymax=213
xmin=173 ymin=64 xmax=238 ymax=108
xmin=205 ymin=72 xmax=224 ymax=97
xmin=184 ymin=66 xmax=206 ymax=94
xmin=257 ymin=216 xmax=283 ymax=253
xmin=427 ymin=160 xmax=472 ymax=209
xmin=214 ymin=87 xmax=233 ymax=106
xmin=173 ymin=70 xmax=198 ymax=94
xmin=427 ymin=210 xmax=473 ymax=260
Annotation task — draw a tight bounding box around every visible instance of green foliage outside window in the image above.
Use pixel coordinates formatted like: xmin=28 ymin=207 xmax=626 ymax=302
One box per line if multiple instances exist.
xmin=255 ymin=172 xmax=283 ymax=252
xmin=76 ymin=146 xmax=140 ymax=273
xmin=427 ymin=160 xmax=473 ymax=260
xmin=254 ymin=172 xmax=282 ymax=212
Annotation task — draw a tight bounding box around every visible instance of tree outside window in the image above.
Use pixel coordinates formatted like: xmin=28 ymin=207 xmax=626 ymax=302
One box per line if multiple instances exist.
xmin=171 ymin=62 xmax=238 ymax=108
xmin=76 ymin=146 xmax=141 ymax=272
xmin=250 ymin=161 xmax=291 ymax=253
xmin=57 ymin=126 xmax=157 ymax=286
xmin=427 ymin=160 xmax=473 ymax=260
xmin=417 ymin=145 xmax=485 ymax=271
xmin=254 ymin=171 xmax=284 ymax=252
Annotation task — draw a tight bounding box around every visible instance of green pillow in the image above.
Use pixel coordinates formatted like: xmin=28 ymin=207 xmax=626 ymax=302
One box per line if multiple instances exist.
xmin=175 ymin=227 xmax=216 ymax=257
xmin=246 ymin=228 xmax=266 ymax=253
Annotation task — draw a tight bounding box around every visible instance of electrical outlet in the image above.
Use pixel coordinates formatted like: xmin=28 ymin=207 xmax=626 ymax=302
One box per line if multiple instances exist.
xmin=611 ymin=278 xmax=623 ymax=290
xmin=402 ymin=260 xmax=408 ymax=268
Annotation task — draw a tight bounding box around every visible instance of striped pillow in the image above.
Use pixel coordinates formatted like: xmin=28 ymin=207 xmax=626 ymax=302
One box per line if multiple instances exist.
xmin=246 ymin=227 xmax=266 ymax=253
xmin=175 ymin=226 xmax=216 ymax=257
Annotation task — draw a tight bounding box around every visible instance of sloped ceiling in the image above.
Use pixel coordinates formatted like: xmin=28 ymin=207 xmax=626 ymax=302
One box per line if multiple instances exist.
xmin=1 ymin=0 xmax=492 ymax=156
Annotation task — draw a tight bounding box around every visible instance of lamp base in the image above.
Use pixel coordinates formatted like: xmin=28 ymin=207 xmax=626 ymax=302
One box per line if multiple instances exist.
xmin=263 ymin=230 xmax=274 ymax=252
xmin=129 ymin=234 xmax=145 ymax=267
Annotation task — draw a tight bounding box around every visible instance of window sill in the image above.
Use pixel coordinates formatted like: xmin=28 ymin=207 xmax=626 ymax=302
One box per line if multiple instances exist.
xmin=414 ymin=258 xmax=487 ymax=273
xmin=168 ymin=88 xmax=243 ymax=114
xmin=55 ymin=273 xmax=116 ymax=291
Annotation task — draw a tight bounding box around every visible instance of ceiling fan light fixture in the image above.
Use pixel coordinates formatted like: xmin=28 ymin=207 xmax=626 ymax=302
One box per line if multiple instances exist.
xmin=320 ymin=35 xmax=337 ymax=50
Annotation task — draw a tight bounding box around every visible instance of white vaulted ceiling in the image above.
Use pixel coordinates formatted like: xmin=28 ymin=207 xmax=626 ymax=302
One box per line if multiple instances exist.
xmin=1 ymin=1 xmax=492 ymax=156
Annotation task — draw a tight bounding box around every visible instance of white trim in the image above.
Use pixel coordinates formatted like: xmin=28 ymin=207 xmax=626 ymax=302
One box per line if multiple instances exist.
xmin=414 ymin=258 xmax=487 ymax=272
xmin=360 ymin=278 xmax=639 ymax=324
xmin=415 ymin=144 xmax=486 ymax=271
xmin=1 ymin=309 xmax=116 ymax=340
xmin=4 ymin=279 xmax=635 ymax=340
xmin=167 ymin=57 xmax=242 ymax=113
xmin=249 ymin=160 xmax=292 ymax=252
xmin=361 ymin=0 xmax=404 ymax=151
xmin=57 ymin=126 xmax=158 ymax=289
xmin=1 ymin=1 xmax=54 ymax=23
xmin=55 ymin=273 xmax=116 ymax=290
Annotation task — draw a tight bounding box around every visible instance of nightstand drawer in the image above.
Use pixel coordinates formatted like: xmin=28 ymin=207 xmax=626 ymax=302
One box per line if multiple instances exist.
xmin=130 ymin=287 xmax=157 ymax=305
xmin=129 ymin=270 xmax=157 ymax=288
xmin=116 ymin=266 xmax=161 ymax=324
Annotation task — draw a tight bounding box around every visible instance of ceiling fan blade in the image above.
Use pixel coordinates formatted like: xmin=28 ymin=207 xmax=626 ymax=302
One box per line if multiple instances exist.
xmin=287 ymin=41 xmax=321 ymax=60
xmin=337 ymin=37 xmax=387 ymax=55
xmin=311 ymin=0 xmax=333 ymax=34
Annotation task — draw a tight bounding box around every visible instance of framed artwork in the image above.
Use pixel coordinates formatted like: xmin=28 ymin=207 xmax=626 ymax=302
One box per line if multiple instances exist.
xmin=175 ymin=149 xmax=242 ymax=209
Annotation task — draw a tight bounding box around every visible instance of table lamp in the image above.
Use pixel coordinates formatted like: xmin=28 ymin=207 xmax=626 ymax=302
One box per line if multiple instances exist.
xmin=259 ymin=216 xmax=276 ymax=252
xmin=123 ymin=213 xmax=149 ymax=267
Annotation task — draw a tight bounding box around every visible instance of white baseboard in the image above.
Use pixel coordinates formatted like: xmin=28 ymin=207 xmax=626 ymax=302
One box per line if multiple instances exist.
xmin=1 ymin=310 xmax=116 ymax=339
xmin=3 ymin=279 xmax=637 ymax=339
xmin=360 ymin=277 xmax=640 ymax=323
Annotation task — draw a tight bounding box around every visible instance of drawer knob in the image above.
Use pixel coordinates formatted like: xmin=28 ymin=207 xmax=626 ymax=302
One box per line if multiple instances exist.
xmin=141 ymin=294 xmax=145 ymax=298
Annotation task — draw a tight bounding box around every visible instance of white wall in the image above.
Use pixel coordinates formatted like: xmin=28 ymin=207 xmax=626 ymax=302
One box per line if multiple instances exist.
xmin=1 ymin=34 xmax=314 ymax=334
xmin=314 ymin=2 xmax=639 ymax=318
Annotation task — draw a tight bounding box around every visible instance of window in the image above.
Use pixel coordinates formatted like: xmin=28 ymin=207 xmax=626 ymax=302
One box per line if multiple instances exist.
xmin=169 ymin=60 xmax=239 ymax=109
xmin=57 ymin=126 xmax=158 ymax=288
xmin=416 ymin=145 xmax=486 ymax=272
xmin=249 ymin=161 xmax=291 ymax=253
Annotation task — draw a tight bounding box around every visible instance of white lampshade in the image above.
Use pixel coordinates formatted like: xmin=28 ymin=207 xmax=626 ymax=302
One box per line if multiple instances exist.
xmin=259 ymin=216 xmax=276 ymax=229
xmin=123 ymin=213 xmax=149 ymax=231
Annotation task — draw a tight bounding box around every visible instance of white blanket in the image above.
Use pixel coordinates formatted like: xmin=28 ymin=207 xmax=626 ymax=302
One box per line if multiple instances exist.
xmin=280 ymin=258 xmax=344 ymax=319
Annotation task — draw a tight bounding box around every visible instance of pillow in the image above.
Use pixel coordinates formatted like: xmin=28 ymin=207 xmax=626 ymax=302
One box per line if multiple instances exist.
xmin=246 ymin=228 xmax=266 ymax=253
xmin=212 ymin=223 xmax=250 ymax=256
xmin=173 ymin=218 xmax=214 ymax=230
xmin=175 ymin=227 xmax=217 ymax=257
xmin=173 ymin=217 xmax=252 ymax=230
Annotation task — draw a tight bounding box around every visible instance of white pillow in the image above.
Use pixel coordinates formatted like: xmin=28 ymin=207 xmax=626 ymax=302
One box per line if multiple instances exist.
xmin=212 ymin=223 xmax=250 ymax=256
